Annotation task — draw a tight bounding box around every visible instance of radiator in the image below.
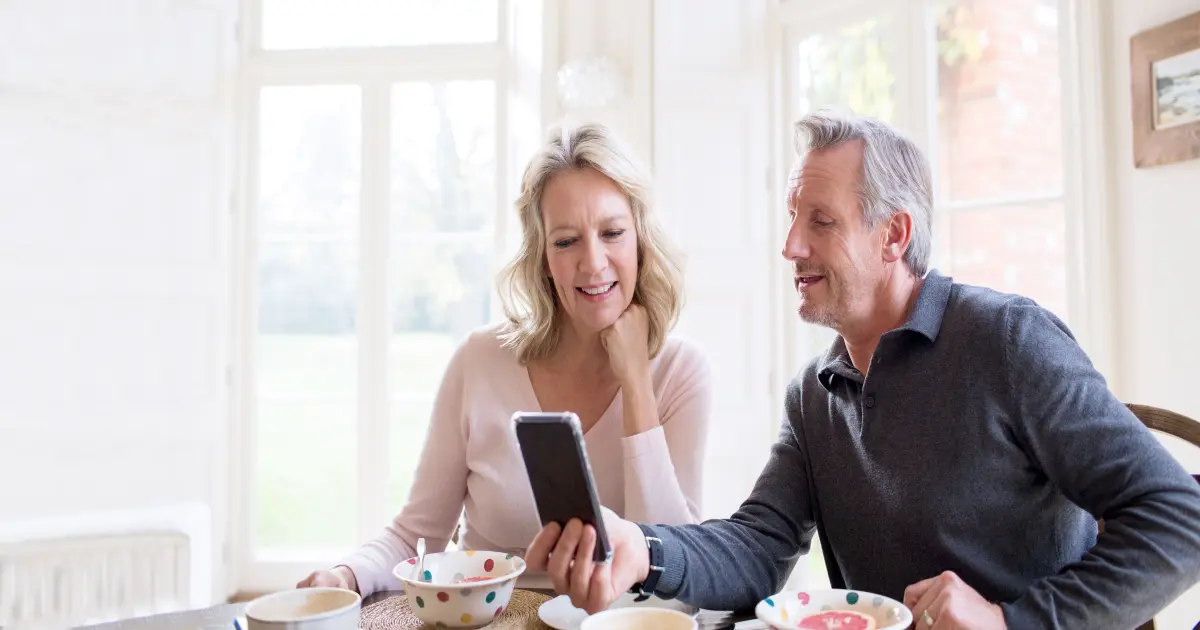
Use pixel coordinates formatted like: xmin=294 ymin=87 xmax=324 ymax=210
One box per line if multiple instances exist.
xmin=0 ymin=503 xmax=211 ymax=628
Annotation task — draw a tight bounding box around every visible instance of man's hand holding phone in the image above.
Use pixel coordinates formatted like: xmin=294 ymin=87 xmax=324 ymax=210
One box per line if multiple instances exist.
xmin=526 ymin=507 xmax=650 ymax=615
xmin=515 ymin=412 xmax=649 ymax=612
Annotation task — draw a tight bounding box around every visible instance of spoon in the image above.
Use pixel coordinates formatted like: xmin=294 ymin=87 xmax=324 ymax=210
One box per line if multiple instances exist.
xmin=416 ymin=537 xmax=427 ymax=582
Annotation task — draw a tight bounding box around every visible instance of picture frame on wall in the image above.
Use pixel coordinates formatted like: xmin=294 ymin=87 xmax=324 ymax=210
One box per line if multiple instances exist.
xmin=1131 ymin=9 xmax=1200 ymax=168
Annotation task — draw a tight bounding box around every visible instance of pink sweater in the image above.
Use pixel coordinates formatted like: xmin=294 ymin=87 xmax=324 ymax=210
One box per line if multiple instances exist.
xmin=340 ymin=324 xmax=713 ymax=596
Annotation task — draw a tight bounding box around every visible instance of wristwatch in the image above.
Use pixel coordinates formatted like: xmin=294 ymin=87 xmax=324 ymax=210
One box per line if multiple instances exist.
xmin=628 ymin=525 xmax=665 ymax=602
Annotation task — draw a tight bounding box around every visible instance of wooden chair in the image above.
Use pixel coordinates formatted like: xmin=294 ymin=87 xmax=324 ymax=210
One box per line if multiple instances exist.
xmin=1121 ymin=403 xmax=1200 ymax=630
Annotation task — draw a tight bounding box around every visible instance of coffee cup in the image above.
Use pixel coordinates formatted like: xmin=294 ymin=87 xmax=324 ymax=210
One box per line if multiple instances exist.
xmin=244 ymin=586 xmax=361 ymax=630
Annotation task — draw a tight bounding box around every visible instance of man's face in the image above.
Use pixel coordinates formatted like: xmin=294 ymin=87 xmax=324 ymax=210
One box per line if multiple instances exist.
xmin=781 ymin=141 xmax=892 ymax=330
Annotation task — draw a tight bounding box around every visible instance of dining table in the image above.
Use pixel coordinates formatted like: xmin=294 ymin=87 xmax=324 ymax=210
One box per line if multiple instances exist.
xmin=80 ymin=587 xmax=765 ymax=630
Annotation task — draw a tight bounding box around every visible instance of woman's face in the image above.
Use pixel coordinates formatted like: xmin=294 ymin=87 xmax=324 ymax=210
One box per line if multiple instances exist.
xmin=540 ymin=168 xmax=639 ymax=337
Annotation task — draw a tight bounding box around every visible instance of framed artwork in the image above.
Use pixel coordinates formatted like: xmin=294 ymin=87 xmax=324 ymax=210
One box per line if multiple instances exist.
xmin=1131 ymin=9 xmax=1200 ymax=168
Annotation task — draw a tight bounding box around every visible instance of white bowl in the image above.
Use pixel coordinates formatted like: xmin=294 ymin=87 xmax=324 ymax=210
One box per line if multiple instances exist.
xmin=244 ymin=586 xmax=361 ymax=630
xmin=755 ymin=588 xmax=912 ymax=630
xmin=392 ymin=549 xmax=526 ymax=628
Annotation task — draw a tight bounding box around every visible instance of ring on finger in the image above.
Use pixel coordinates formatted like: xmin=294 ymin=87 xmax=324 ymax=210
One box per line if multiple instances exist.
xmin=922 ymin=609 xmax=934 ymax=627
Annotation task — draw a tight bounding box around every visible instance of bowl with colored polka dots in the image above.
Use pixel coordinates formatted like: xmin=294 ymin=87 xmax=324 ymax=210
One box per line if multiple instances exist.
xmin=392 ymin=549 xmax=526 ymax=628
xmin=754 ymin=588 xmax=912 ymax=630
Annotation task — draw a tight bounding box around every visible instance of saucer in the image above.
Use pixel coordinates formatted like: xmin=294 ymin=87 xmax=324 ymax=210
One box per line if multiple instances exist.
xmin=537 ymin=592 xmax=699 ymax=630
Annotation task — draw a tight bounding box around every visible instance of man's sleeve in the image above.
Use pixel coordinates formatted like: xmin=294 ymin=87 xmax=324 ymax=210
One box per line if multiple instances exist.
xmin=998 ymin=299 xmax=1200 ymax=629
xmin=641 ymin=384 xmax=819 ymax=612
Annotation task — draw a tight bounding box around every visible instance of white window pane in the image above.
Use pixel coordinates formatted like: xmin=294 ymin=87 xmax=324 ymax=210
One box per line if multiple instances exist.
xmin=255 ymin=85 xmax=361 ymax=551
xmin=258 ymin=243 xmax=358 ymax=397
xmin=388 ymin=80 xmax=497 ymax=506
xmin=794 ymin=19 xmax=898 ymax=122
xmin=391 ymin=81 xmax=496 ymax=233
xmin=940 ymin=201 xmax=1068 ymax=322
xmin=935 ymin=0 xmax=1063 ymax=202
xmin=255 ymin=400 xmax=358 ymax=550
xmin=258 ymin=86 xmax=361 ymax=238
xmin=261 ymin=0 xmax=498 ymax=50
xmin=388 ymin=239 xmax=494 ymax=504
xmin=390 ymin=240 xmax=493 ymax=384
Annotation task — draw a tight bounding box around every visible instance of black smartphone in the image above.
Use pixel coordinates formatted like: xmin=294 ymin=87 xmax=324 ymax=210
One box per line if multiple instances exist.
xmin=513 ymin=411 xmax=613 ymax=563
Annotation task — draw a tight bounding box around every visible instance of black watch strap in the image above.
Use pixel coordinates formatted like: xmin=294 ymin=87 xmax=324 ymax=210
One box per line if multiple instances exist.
xmin=629 ymin=525 xmax=665 ymax=602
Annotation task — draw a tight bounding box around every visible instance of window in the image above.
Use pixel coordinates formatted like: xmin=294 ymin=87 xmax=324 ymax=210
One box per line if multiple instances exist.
xmin=256 ymin=85 xmax=362 ymax=552
xmin=933 ymin=0 xmax=1068 ymax=319
xmin=387 ymin=80 xmax=497 ymax=507
xmin=260 ymin=0 xmax=498 ymax=49
xmin=235 ymin=0 xmax=532 ymax=590
xmin=776 ymin=0 xmax=1079 ymax=589
xmin=792 ymin=19 xmax=899 ymax=124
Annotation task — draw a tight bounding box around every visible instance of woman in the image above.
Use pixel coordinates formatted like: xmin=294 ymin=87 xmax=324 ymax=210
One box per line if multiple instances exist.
xmin=298 ymin=122 xmax=712 ymax=597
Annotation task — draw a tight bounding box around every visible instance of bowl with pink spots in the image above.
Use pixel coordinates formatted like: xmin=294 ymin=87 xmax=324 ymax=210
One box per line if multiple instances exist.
xmin=392 ymin=549 xmax=526 ymax=628
xmin=755 ymin=588 xmax=912 ymax=630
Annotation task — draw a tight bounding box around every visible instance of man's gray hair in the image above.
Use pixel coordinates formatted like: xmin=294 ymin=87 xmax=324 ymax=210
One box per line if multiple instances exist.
xmin=794 ymin=110 xmax=933 ymax=277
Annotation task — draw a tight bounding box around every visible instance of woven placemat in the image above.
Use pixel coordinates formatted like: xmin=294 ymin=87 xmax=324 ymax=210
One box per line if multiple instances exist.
xmin=360 ymin=589 xmax=554 ymax=630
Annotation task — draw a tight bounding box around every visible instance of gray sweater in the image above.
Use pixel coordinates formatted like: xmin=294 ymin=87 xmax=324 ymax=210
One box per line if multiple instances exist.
xmin=643 ymin=273 xmax=1200 ymax=629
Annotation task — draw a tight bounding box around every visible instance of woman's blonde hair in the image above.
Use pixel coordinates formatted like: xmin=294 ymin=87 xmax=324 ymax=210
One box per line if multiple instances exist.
xmin=496 ymin=122 xmax=684 ymax=364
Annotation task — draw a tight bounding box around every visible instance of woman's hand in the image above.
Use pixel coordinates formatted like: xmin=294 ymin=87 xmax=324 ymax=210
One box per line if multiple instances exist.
xmin=601 ymin=304 xmax=660 ymax=436
xmin=600 ymin=304 xmax=651 ymax=386
xmin=296 ymin=566 xmax=358 ymax=593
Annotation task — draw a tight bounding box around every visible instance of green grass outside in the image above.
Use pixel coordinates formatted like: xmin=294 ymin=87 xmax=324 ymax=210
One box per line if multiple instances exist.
xmin=254 ymin=332 xmax=457 ymax=550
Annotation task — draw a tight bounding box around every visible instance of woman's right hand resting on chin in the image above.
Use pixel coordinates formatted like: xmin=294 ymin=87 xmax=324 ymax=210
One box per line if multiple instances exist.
xmin=296 ymin=565 xmax=359 ymax=593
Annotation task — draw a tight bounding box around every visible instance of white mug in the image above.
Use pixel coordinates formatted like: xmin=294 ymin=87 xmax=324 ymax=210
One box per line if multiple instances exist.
xmin=244 ymin=587 xmax=361 ymax=630
xmin=580 ymin=607 xmax=698 ymax=630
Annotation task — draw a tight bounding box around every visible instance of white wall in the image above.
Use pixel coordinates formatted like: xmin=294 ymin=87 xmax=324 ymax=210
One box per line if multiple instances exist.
xmin=1102 ymin=2 xmax=1200 ymax=627
xmin=1104 ymin=0 xmax=1200 ymax=421
xmin=0 ymin=0 xmax=235 ymax=604
xmin=651 ymin=0 xmax=779 ymax=520
xmin=547 ymin=0 xmax=654 ymax=163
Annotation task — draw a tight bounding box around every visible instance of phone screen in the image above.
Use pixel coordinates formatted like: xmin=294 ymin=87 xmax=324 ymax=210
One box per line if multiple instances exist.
xmin=514 ymin=412 xmax=613 ymax=563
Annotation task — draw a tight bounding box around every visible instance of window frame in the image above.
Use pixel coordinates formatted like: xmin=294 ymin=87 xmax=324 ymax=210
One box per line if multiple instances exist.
xmin=766 ymin=0 xmax=1114 ymax=588
xmin=227 ymin=0 xmax=548 ymax=593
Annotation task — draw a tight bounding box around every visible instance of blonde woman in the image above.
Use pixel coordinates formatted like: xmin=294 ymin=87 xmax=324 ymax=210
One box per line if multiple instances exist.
xmin=298 ymin=122 xmax=713 ymax=597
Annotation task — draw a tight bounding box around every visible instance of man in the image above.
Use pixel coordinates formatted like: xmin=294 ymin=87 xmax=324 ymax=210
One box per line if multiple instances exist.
xmin=524 ymin=111 xmax=1200 ymax=629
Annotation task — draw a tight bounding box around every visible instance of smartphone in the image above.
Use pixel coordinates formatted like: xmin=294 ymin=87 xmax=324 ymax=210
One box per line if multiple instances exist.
xmin=513 ymin=411 xmax=613 ymax=563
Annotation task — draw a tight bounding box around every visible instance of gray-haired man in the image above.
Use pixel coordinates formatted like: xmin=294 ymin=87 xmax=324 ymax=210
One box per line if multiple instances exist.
xmin=524 ymin=111 xmax=1200 ymax=629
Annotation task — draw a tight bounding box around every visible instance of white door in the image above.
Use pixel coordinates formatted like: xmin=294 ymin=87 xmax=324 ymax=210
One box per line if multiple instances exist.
xmin=652 ymin=0 xmax=778 ymax=519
